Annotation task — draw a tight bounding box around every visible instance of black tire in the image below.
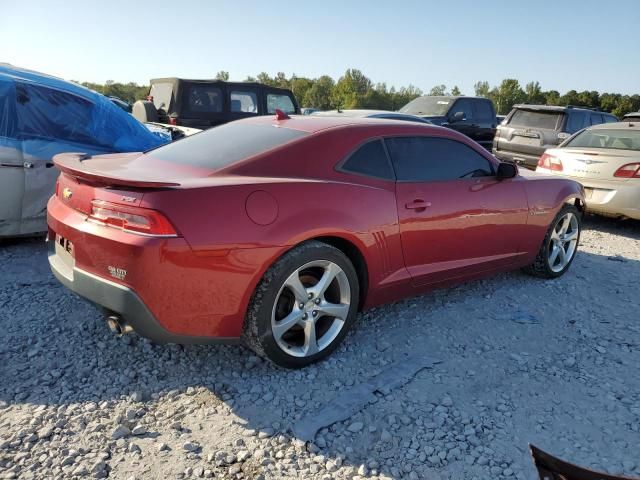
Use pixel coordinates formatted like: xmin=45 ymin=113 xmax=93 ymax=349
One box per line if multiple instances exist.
xmin=523 ymin=204 xmax=581 ymax=279
xmin=244 ymin=241 xmax=359 ymax=369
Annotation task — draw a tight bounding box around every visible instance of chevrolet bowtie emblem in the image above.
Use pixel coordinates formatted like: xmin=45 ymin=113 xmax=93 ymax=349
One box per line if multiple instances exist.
xmin=62 ymin=187 xmax=73 ymax=199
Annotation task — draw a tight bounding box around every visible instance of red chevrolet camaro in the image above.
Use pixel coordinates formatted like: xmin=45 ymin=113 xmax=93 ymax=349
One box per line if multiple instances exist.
xmin=47 ymin=114 xmax=585 ymax=368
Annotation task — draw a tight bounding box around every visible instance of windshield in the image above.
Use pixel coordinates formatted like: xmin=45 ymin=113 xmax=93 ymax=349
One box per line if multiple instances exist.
xmin=147 ymin=122 xmax=308 ymax=168
xmin=508 ymin=109 xmax=563 ymax=130
xmin=565 ymin=128 xmax=640 ymax=151
xmin=399 ymin=97 xmax=452 ymax=116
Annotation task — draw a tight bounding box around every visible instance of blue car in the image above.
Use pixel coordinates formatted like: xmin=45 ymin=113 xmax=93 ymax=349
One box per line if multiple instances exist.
xmin=0 ymin=64 xmax=169 ymax=237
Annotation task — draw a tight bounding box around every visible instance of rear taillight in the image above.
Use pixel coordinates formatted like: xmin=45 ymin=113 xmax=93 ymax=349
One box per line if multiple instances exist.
xmin=89 ymin=200 xmax=178 ymax=237
xmin=168 ymin=117 xmax=177 ymax=125
xmin=538 ymin=153 xmax=563 ymax=171
xmin=55 ymin=179 xmax=60 ymax=197
xmin=614 ymin=163 xmax=640 ymax=178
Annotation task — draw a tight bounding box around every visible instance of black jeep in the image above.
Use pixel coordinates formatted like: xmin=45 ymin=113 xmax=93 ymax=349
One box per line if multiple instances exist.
xmin=133 ymin=78 xmax=300 ymax=130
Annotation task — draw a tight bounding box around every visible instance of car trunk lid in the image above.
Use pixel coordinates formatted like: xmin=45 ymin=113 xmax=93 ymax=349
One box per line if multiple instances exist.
xmin=53 ymin=151 xmax=211 ymax=215
xmin=552 ymin=147 xmax=640 ymax=180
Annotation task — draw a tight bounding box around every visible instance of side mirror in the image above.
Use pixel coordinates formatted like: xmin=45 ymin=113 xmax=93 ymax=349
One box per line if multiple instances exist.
xmin=450 ymin=111 xmax=465 ymax=123
xmin=497 ymin=162 xmax=518 ymax=180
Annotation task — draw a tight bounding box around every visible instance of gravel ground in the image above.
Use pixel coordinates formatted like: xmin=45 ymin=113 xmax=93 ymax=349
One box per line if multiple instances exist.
xmin=1 ymin=214 xmax=639 ymax=480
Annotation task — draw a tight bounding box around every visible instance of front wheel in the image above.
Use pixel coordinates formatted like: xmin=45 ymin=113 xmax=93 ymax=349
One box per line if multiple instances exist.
xmin=524 ymin=204 xmax=581 ymax=278
xmin=244 ymin=241 xmax=359 ymax=368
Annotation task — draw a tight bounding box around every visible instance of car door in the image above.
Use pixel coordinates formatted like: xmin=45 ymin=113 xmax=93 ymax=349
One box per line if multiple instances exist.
xmin=445 ymin=98 xmax=477 ymax=140
xmin=471 ymin=99 xmax=497 ymax=150
xmin=387 ymin=135 xmax=528 ymax=286
xmin=14 ymin=82 xmax=111 ymax=234
xmin=0 ymin=79 xmax=27 ymax=236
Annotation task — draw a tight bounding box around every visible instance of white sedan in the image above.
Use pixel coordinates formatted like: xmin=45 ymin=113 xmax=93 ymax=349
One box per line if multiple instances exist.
xmin=536 ymin=122 xmax=640 ymax=220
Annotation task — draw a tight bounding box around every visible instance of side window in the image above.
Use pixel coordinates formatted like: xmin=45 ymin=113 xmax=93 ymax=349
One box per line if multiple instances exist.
xmin=603 ymin=114 xmax=618 ymax=123
xmin=184 ymin=84 xmax=223 ymax=113
xmin=590 ymin=113 xmax=604 ymax=125
xmin=0 ymin=80 xmax=14 ymax=138
xmin=450 ymin=99 xmax=474 ymax=120
xmin=15 ymin=83 xmax=97 ymax=145
xmin=386 ymin=136 xmax=493 ymax=182
xmin=473 ymin=100 xmax=493 ymax=119
xmin=230 ymin=90 xmax=258 ymax=113
xmin=339 ymin=140 xmax=393 ymax=180
xmin=566 ymin=111 xmax=588 ymax=133
xmin=267 ymin=93 xmax=295 ymax=114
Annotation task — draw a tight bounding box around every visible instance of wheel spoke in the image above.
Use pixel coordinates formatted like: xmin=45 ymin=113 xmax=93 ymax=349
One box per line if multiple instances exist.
xmin=284 ymin=271 xmax=308 ymax=303
xmin=317 ymin=301 xmax=350 ymax=320
xmin=557 ymin=245 xmax=567 ymax=266
xmin=559 ymin=215 xmax=571 ymax=235
xmin=272 ymin=310 xmax=304 ymax=340
xmin=309 ymin=262 xmax=341 ymax=298
xmin=302 ymin=320 xmax=318 ymax=356
xmin=562 ymin=229 xmax=578 ymax=242
xmin=549 ymin=244 xmax=561 ymax=266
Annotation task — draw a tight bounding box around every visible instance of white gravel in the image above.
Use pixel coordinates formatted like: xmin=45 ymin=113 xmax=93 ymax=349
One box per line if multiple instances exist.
xmin=1 ymin=214 xmax=639 ymax=480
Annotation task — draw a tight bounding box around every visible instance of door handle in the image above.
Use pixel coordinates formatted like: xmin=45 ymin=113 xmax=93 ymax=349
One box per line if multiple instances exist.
xmin=405 ymin=200 xmax=432 ymax=211
xmin=23 ymin=162 xmax=34 ymax=169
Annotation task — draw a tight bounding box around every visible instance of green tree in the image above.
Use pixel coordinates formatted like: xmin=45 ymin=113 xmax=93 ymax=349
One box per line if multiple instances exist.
xmin=474 ymin=81 xmax=490 ymax=98
xmin=391 ymin=85 xmax=423 ymax=110
xmin=303 ymin=75 xmax=335 ymax=110
xmin=494 ymin=79 xmax=525 ymax=114
xmin=429 ymin=84 xmax=447 ymax=96
xmin=450 ymin=85 xmax=462 ymax=96
xmin=215 ymin=70 xmax=229 ymax=81
xmin=544 ymin=90 xmax=561 ymax=105
xmin=290 ymin=77 xmax=314 ymax=107
xmin=256 ymin=72 xmax=274 ymax=86
xmin=331 ymin=69 xmax=372 ymax=109
xmin=525 ymin=81 xmax=544 ymax=104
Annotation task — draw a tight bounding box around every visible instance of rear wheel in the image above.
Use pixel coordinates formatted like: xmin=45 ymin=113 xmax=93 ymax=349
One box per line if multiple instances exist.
xmin=244 ymin=241 xmax=359 ymax=368
xmin=524 ymin=205 xmax=581 ymax=278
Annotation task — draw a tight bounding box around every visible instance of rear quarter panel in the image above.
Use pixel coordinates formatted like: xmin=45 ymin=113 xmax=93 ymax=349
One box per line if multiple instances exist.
xmin=518 ymin=171 xmax=585 ymax=257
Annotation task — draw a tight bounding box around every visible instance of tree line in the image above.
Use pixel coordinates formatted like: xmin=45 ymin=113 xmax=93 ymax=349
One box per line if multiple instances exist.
xmin=78 ymin=69 xmax=639 ymax=118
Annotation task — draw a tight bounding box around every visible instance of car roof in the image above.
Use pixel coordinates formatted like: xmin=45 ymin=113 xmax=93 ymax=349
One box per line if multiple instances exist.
xmin=312 ymin=109 xmax=414 ymax=118
xmin=588 ymin=121 xmax=640 ymax=131
xmin=623 ymin=112 xmax=640 ymax=118
xmin=240 ymin=113 xmax=442 ymax=134
xmin=150 ymin=77 xmax=292 ymax=92
xmin=513 ymin=104 xmax=614 ymax=114
xmin=0 ymin=63 xmax=100 ymax=103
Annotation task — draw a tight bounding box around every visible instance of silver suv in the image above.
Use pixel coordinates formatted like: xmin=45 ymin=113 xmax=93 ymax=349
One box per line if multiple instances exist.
xmin=493 ymin=105 xmax=618 ymax=169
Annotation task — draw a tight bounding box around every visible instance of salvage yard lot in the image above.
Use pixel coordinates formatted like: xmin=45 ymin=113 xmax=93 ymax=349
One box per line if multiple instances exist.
xmin=1 ymin=215 xmax=639 ymax=480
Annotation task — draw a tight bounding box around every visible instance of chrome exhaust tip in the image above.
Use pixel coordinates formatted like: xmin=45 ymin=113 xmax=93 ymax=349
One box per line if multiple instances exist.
xmin=106 ymin=314 xmax=133 ymax=335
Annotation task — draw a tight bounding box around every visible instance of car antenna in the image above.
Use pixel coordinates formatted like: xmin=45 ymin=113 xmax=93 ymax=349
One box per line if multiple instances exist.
xmin=275 ymin=109 xmax=290 ymax=120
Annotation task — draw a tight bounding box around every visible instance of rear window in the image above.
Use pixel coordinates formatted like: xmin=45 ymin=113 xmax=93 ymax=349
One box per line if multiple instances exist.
xmin=147 ymin=123 xmax=308 ymax=168
xmin=508 ymin=110 xmax=562 ymax=130
xmin=565 ymin=129 xmax=640 ymax=151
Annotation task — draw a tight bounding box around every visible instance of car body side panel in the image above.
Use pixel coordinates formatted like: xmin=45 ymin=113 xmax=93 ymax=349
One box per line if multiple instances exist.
xmin=517 ymin=171 xmax=585 ymax=258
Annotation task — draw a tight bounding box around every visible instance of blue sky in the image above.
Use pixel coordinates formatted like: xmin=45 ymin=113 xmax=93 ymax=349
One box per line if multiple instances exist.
xmin=2 ymin=0 xmax=639 ymax=95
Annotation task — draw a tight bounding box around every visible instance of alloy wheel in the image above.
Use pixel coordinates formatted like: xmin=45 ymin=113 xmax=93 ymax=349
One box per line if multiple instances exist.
xmin=548 ymin=211 xmax=579 ymax=273
xmin=271 ymin=260 xmax=351 ymax=357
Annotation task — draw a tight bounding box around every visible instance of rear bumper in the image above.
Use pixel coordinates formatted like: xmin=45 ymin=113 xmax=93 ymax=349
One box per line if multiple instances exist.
xmin=534 ymin=171 xmax=640 ymax=220
xmin=48 ymin=238 xmax=240 ymax=345
xmin=493 ymin=149 xmax=540 ymax=170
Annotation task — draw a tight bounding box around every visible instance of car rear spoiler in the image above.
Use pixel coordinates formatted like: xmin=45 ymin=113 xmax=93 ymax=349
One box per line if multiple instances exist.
xmin=53 ymin=152 xmax=181 ymax=188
